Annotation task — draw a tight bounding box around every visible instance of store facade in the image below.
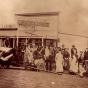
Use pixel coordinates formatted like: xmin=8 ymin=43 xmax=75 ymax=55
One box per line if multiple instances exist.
xmin=15 ymin=12 xmax=60 ymax=47
xmin=0 ymin=12 xmax=60 ymax=48
xmin=0 ymin=12 xmax=60 ymax=64
xmin=0 ymin=28 xmax=17 ymax=48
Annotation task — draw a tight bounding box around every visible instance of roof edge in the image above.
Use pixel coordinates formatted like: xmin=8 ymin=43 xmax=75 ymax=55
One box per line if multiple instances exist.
xmin=15 ymin=11 xmax=61 ymax=17
xmin=0 ymin=28 xmax=17 ymax=30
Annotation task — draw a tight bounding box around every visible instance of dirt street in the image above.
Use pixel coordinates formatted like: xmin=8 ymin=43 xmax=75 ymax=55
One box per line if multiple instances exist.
xmin=0 ymin=69 xmax=88 ymax=88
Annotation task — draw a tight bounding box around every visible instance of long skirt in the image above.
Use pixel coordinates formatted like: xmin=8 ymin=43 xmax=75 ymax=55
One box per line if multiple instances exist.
xmin=79 ymin=63 xmax=86 ymax=76
xmin=70 ymin=57 xmax=78 ymax=73
xmin=56 ymin=60 xmax=63 ymax=73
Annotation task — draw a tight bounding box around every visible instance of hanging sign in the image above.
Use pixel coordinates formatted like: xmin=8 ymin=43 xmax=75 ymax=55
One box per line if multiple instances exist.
xmin=17 ymin=20 xmax=49 ymax=27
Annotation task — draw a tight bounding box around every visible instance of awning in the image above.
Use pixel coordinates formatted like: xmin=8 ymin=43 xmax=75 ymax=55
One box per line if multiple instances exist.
xmin=0 ymin=30 xmax=57 ymax=39
xmin=24 ymin=30 xmax=57 ymax=39
xmin=0 ymin=30 xmax=17 ymax=37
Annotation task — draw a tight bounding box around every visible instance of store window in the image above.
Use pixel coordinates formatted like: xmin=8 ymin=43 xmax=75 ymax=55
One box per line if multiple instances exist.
xmin=1 ymin=38 xmax=13 ymax=48
xmin=19 ymin=38 xmax=26 ymax=46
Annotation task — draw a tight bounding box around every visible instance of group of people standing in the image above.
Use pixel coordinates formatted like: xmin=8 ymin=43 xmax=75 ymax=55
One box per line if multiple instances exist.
xmin=1 ymin=37 xmax=88 ymax=78
xmin=56 ymin=44 xmax=88 ymax=77
xmin=24 ymin=43 xmax=88 ymax=78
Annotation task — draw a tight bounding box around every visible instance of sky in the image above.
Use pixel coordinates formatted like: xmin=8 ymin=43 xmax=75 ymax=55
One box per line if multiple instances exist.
xmin=0 ymin=0 xmax=88 ymax=51
xmin=0 ymin=0 xmax=88 ymax=34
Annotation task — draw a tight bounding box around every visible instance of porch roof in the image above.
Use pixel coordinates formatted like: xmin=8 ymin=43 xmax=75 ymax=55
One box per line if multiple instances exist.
xmin=0 ymin=30 xmax=57 ymax=39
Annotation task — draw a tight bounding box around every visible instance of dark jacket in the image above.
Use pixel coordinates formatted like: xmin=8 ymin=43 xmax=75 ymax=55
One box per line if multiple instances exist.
xmin=71 ymin=48 xmax=77 ymax=55
xmin=64 ymin=52 xmax=70 ymax=58
xmin=84 ymin=50 xmax=88 ymax=60
xmin=71 ymin=48 xmax=77 ymax=58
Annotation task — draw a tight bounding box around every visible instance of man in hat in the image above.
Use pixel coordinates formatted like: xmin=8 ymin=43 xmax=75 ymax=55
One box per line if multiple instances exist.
xmin=44 ymin=45 xmax=50 ymax=71
xmin=3 ymin=37 xmax=10 ymax=47
xmin=61 ymin=44 xmax=65 ymax=59
xmin=84 ymin=48 xmax=88 ymax=72
xmin=71 ymin=45 xmax=77 ymax=59
xmin=61 ymin=44 xmax=65 ymax=53
xmin=48 ymin=45 xmax=54 ymax=71
xmin=64 ymin=48 xmax=70 ymax=72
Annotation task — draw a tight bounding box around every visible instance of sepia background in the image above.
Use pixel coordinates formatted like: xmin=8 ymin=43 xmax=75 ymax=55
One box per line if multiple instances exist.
xmin=0 ymin=1 xmax=88 ymax=88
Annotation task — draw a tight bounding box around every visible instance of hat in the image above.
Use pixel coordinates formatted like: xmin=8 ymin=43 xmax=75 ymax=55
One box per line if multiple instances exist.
xmin=72 ymin=45 xmax=75 ymax=47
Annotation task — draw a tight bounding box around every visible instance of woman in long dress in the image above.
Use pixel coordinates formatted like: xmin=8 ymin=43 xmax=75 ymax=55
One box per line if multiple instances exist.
xmin=55 ymin=48 xmax=63 ymax=74
xmin=70 ymin=55 xmax=78 ymax=73
xmin=70 ymin=49 xmax=78 ymax=74
xmin=24 ymin=44 xmax=34 ymax=69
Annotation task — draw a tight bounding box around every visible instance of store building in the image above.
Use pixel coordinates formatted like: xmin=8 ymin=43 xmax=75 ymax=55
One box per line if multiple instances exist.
xmin=0 ymin=12 xmax=60 ymax=48
xmin=0 ymin=26 xmax=17 ymax=48
xmin=15 ymin=11 xmax=60 ymax=47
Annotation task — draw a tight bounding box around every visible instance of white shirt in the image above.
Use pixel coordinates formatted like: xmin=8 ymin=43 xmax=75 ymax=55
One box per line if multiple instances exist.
xmin=45 ymin=48 xmax=49 ymax=57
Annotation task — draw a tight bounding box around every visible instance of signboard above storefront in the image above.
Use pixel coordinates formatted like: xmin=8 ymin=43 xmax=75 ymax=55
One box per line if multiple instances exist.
xmin=16 ymin=12 xmax=59 ymax=30
xmin=16 ymin=16 xmax=50 ymax=30
xmin=0 ymin=25 xmax=17 ymax=28
xmin=17 ymin=20 xmax=49 ymax=28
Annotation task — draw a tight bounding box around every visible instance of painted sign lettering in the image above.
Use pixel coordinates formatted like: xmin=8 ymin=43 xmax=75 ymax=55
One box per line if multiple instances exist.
xmin=17 ymin=20 xmax=49 ymax=28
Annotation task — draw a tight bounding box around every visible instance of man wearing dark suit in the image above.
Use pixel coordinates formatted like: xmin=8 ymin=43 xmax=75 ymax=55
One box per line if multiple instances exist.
xmin=71 ymin=45 xmax=77 ymax=59
xmin=64 ymin=48 xmax=70 ymax=72
xmin=3 ymin=37 xmax=10 ymax=47
xmin=49 ymin=45 xmax=54 ymax=71
xmin=84 ymin=48 xmax=88 ymax=72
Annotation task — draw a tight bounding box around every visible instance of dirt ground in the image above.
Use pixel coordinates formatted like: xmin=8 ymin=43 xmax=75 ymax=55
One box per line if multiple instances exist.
xmin=0 ymin=68 xmax=88 ymax=88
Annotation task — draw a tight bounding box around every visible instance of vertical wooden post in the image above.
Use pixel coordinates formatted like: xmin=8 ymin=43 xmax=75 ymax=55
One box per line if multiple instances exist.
xmin=17 ymin=29 xmax=19 ymax=49
xmin=42 ymin=37 xmax=43 ymax=46
xmin=57 ymin=14 xmax=59 ymax=47
xmin=26 ymin=38 xmax=27 ymax=47
xmin=16 ymin=24 xmax=20 ymax=64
